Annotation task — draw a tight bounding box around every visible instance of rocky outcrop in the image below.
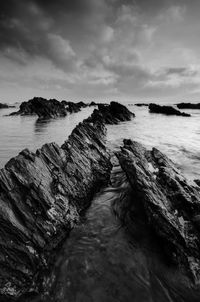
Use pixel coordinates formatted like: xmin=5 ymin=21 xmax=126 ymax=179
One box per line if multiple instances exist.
xmin=61 ymin=101 xmax=87 ymax=113
xmin=116 ymin=140 xmax=200 ymax=283
xmin=0 ymin=101 xmax=135 ymax=300
xmin=89 ymin=101 xmax=135 ymax=124
xmin=0 ymin=112 xmax=112 ymax=300
xmin=177 ymin=103 xmax=200 ymax=110
xmin=134 ymin=103 xmax=149 ymax=107
xmin=149 ymin=103 xmax=191 ymax=117
xmin=0 ymin=103 xmax=15 ymax=109
xmin=10 ymin=97 xmax=67 ymax=118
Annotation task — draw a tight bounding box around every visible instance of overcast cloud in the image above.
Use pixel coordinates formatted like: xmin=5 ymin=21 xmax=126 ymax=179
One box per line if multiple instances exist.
xmin=0 ymin=0 xmax=200 ymax=102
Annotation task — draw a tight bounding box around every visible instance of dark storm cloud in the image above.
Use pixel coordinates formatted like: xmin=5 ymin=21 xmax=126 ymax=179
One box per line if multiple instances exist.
xmin=0 ymin=0 xmax=200 ymax=101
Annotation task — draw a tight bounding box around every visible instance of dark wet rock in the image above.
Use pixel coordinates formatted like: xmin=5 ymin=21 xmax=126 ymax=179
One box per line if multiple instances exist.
xmin=116 ymin=140 xmax=200 ymax=283
xmin=10 ymin=97 xmax=67 ymax=118
xmin=88 ymin=101 xmax=135 ymax=125
xmin=177 ymin=103 xmax=200 ymax=110
xmin=149 ymin=103 xmax=191 ymax=117
xmin=194 ymin=179 xmax=200 ymax=187
xmin=0 ymin=103 xmax=15 ymax=109
xmin=89 ymin=101 xmax=98 ymax=106
xmin=134 ymin=103 xmax=149 ymax=107
xmin=61 ymin=101 xmax=87 ymax=113
xmin=0 ymin=113 xmax=112 ymax=300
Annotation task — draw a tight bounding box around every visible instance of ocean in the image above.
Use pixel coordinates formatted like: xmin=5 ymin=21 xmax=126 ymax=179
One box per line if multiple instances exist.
xmin=1 ymin=104 xmax=200 ymax=180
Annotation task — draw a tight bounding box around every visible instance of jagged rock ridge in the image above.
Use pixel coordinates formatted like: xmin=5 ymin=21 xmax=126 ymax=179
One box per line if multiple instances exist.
xmin=0 ymin=102 xmax=135 ymax=301
xmin=0 ymin=113 xmax=112 ymax=300
xmin=116 ymin=140 xmax=200 ymax=283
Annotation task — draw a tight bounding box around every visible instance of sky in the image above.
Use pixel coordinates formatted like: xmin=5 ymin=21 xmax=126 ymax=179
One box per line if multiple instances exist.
xmin=0 ymin=0 xmax=200 ymax=103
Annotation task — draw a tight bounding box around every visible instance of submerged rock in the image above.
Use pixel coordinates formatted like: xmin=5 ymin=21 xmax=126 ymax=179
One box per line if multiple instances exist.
xmin=88 ymin=101 xmax=135 ymax=124
xmin=149 ymin=103 xmax=191 ymax=117
xmin=0 ymin=112 xmax=112 ymax=300
xmin=116 ymin=140 xmax=200 ymax=283
xmin=10 ymin=97 xmax=67 ymax=118
xmin=177 ymin=103 xmax=200 ymax=110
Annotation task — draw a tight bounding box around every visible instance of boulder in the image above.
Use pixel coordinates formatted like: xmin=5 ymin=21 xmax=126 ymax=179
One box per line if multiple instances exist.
xmin=149 ymin=103 xmax=191 ymax=117
xmin=177 ymin=103 xmax=200 ymax=110
xmin=116 ymin=140 xmax=200 ymax=283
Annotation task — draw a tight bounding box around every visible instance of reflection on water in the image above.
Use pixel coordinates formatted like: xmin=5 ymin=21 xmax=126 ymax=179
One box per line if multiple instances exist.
xmin=34 ymin=118 xmax=54 ymax=134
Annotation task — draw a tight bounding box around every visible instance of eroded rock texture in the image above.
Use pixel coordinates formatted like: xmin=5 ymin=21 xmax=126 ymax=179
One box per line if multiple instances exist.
xmin=0 ymin=114 xmax=112 ymax=300
xmin=116 ymin=140 xmax=200 ymax=283
xmin=90 ymin=101 xmax=135 ymax=124
xmin=10 ymin=97 xmax=67 ymax=118
xmin=149 ymin=103 xmax=191 ymax=117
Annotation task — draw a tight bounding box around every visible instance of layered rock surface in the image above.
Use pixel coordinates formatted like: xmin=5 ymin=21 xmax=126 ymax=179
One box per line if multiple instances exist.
xmin=0 ymin=112 xmax=112 ymax=300
xmin=149 ymin=103 xmax=191 ymax=116
xmin=0 ymin=101 xmax=135 ymax=300
xmin=116 ymin=140 xmax=200 ymax=283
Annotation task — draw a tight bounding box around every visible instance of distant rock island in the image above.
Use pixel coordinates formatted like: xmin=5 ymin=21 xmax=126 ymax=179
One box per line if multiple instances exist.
xmin=149 ymin=103 xmax=191 ymax=117
xmin=177 ymin=103 xmax=200 ymax=109
xmin=0 ymin=103 xmax=15 ymax=109
xmin=134 ymin=103 xmax=149 ymax=107
xmin=9 ymin=97 xmax=101 ymax=118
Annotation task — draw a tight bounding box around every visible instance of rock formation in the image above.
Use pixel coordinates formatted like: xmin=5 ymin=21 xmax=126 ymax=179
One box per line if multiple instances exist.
xmin=61 ymin=101 xmax=87 ymax=113
xmin=0 ymin=103 xmax=15 ymax=109
xmin=177 ymin=103 xmax=200 ymax=110
xmin=149 ymin=103 xmax=191 ymax=117
xmin=134 ymin=103 xmax=149 ymax=107
xmin=0 ymin=113 xmax=113 ymax=300
xmin=0 ymin=101 xmax=135 ymax=300
xmin=90 ymin=101 xmax=135 ymax=124
xmin=10 ymin=97 xmax=67 ymax=119
xmin=116 ymin=140 xmax=200 ymax=283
